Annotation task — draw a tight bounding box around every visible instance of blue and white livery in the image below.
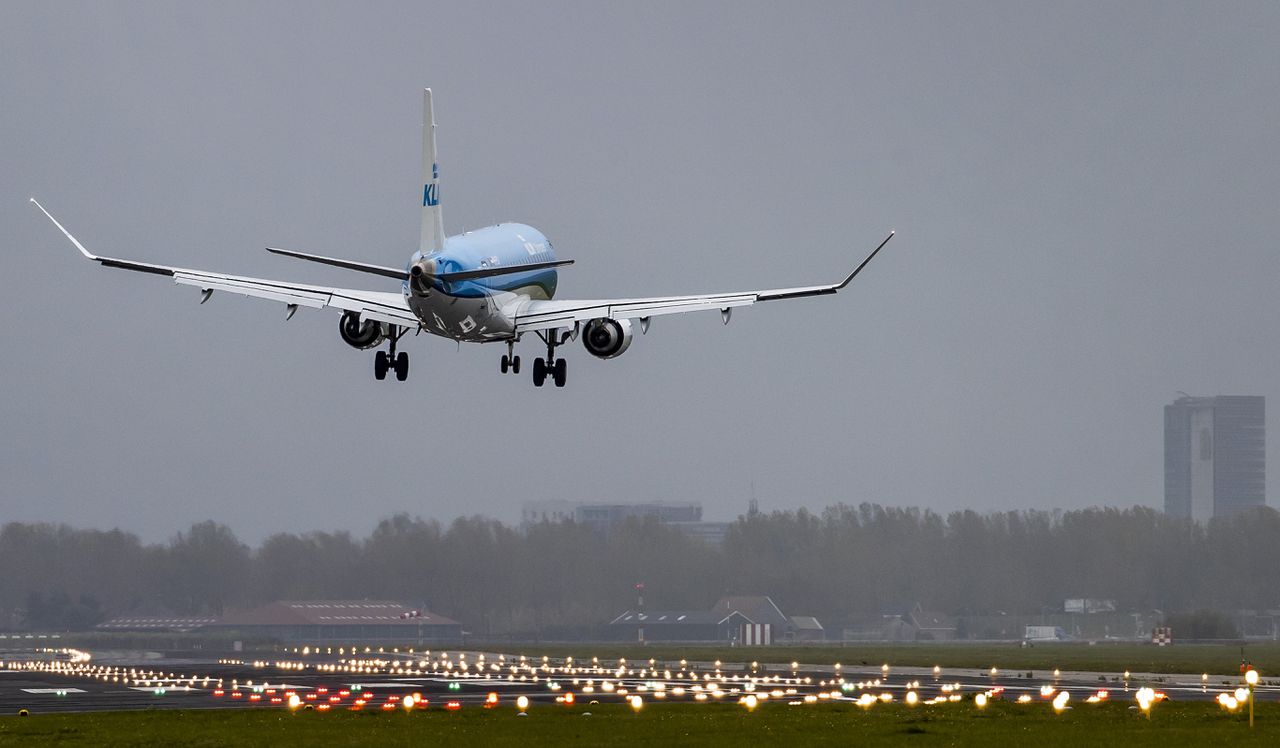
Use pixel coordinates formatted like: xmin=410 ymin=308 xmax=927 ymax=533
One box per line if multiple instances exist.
xmin=31 ymin=90 xmax=893 ymax=387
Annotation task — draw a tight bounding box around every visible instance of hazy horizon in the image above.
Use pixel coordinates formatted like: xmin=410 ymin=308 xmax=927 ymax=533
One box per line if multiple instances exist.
xmin=3 ymin=2 xmax=1278 ymax=544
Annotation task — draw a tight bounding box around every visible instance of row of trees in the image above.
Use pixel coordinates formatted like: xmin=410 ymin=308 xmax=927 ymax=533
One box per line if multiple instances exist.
xmin=2 ymin=505 xmax=1278 ymax=634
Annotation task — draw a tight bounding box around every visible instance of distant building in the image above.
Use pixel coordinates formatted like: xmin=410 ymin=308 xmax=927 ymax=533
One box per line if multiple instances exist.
xmin=609 ymin=595 xmax=822 ymax=643
xmin=519 ymin=500 xmax=579 ymax=525
xmin=207 ymin=600 xmax=462 ymax=644
xmin=608 ymin=609 xmax=753 ymax=643
xmin=1024 ymin=625 xmax=1069 ymax=641
xmin=907 ymin=607 xmax=957 ymax=641
xmin=96 ymin=615 xmax=219 ymax=633
xmin=1064 ymin=598 xmax=1116 ymax=614
xmin=576 ymin=502 xmax=702 ymax=532
xmin=788 ymin=616 xmax=826 ymax=642
xmin=520 ymin=500 xmax=730 ymax=545
xmin=1164 ymin=395 xmax=1265 ymax=521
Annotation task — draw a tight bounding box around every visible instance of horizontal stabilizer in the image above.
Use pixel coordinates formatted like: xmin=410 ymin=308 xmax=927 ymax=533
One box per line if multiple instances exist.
xmin=435 ymin=258 xmax=574 ymax=283
xmin=266 ymin=247 xmax=409 ymax=280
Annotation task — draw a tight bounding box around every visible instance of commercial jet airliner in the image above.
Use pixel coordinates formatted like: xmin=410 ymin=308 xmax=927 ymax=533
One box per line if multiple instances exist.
xmin=32 ymin=90 xmax=893 ymax=387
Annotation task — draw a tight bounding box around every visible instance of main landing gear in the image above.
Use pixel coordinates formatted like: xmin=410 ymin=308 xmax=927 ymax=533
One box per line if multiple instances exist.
xmin=504 ymin=333 xmax=568 ymax=387
xmin=532 ymin=356 xmax=566 ymax=388
xmin=374 ymin=327 xmax=409 ymax=382
xmin=530 ymin=330 xmax=567 ymax=388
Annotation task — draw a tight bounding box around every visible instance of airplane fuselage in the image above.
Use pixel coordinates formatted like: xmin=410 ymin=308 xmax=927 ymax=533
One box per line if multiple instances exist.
xmin=404 ymin=222 xmax=557 ymax=342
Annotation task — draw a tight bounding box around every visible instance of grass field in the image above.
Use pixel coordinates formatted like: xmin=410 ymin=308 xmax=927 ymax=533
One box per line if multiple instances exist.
xmin=476 ymin=642 xmax=1280 ymax=677
xmin=2 ymin=701 xmax=1278 ymax=747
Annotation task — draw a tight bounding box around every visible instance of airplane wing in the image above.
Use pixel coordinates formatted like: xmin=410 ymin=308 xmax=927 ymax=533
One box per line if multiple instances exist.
xmin=31 ymin=199 xmax=418 ymax=328
xmin=513 ymin=231 xmax=894 ymax=333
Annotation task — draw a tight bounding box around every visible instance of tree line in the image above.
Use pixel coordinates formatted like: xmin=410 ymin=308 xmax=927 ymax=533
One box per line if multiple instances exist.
xmin=2 ymin=504 xmax=1277 ymax=636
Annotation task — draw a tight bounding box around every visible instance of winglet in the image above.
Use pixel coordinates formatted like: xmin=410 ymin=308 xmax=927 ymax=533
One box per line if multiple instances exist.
xmin=835 ymin=230 xmax=894 ymax=290
xmin=30 ymin=198 xmax=100 ymax=260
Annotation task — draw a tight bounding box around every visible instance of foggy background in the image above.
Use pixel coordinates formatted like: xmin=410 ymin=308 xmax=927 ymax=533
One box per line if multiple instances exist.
xmin=2 ymin=2 xmax=1278 ymax=544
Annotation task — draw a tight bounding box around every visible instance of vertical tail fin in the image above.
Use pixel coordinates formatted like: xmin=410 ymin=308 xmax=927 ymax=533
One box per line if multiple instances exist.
xmin=419 ymin=89 xmax=445 ymax=255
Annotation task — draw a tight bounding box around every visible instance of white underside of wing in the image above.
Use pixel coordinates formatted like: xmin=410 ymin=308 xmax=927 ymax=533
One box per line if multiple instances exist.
xmin=514 ymin=291 xmax=760 ymax=333
xmin=172 ymin=269 xmax=418 ymax=328
xmin=31 ymin=199 xmax=419 ymax=330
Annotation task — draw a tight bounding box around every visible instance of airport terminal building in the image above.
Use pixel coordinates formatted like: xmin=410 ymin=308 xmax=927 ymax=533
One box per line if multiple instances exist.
xmin=205 ymin=600 xmax=462 ymax=644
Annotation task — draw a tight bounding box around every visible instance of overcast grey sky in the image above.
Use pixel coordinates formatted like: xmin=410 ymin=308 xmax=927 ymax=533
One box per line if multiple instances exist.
xmin=2 ymin=2 xmax=1278 ymax=543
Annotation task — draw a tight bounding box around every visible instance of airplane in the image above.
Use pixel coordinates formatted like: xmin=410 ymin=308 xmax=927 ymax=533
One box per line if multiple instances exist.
xmin=32 ymin=89 xmax=893 ymax=387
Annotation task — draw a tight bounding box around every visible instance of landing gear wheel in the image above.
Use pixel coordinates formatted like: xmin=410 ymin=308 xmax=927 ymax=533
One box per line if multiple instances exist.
xmin=553 ymin=358 xmax=567 ymax=388
xmin=501 ymin=354 xmax=510 ymax=374
xmin=512 ymin=355 xmax=521 ymax=374
xmin=532 ymin=357 xmax=547 ymax=387
xmin=394 ymin=352 xmax=409 ymax=382
xmin=374 ymin=351 xmax=389 ymax=380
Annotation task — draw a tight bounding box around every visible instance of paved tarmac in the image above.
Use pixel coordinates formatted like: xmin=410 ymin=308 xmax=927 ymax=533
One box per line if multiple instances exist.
xmin=1 ymin=648 xmax=1273 ymax=715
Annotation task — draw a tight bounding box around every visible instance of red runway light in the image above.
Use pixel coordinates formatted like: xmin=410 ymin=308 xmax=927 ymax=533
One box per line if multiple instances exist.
xmin=445 ymin=700 xmax=462 ymax=711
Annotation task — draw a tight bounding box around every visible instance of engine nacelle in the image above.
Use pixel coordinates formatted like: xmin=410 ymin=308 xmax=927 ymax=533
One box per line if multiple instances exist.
xmin=582 ymin=317 xmax=634 ymax=360
xmin=339 ymin=311 xmax=385 ymax=350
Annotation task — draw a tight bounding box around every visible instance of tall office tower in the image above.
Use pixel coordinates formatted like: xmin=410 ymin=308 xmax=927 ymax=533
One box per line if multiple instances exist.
xmin=1164 ymin=395 xmax=1265 ymax=521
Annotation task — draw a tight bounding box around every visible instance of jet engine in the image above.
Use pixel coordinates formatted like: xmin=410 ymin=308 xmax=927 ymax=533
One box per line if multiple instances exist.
xmin=338 ymin=311 xmax=385 ymax=350
xmin=582 ymin=317 xmax=634 ymax=359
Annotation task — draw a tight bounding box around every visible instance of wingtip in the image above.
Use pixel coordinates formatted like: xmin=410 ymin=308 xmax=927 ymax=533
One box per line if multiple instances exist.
xmin=30 ymin=199 xmax=98 ymax=260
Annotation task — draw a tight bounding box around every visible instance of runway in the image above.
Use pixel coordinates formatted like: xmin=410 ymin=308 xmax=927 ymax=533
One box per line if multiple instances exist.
xmin=0 ymin=647 xmax=1271 ymax=715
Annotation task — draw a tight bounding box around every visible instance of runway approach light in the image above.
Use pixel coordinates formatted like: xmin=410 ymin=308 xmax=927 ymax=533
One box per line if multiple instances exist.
xmin=974 ymin=693 xmax=988 ymax=709
xmin=1052 ymin=691 xmax=1070 ymax=712
xmin=1136 ymin=687 xmax=1155 ymax=715
xmin=1246 ymin=669 xmax=1260 ymax=686
xmin=516 ymin=695 xmax=530 ymax=712
xmin=629 ymin=695 xmax=643 ymax=711
xmin=288 ymin=694 xmax=302 ymax=709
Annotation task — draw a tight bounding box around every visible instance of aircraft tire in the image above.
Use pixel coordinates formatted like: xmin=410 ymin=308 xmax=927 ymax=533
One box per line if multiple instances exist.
xmin=374 ymin=351 xmax=389 ymax=380
xmin=533 ymin=357 xmax=546 ymax=387
xmin=501 ymin=355 xmax=509 ymax=374
xmin=553 ymin=358 xmax=567 ymax=387
xmin=394 ymin=352 xmax=409 ymax=381
xmin=512 ymin=355 xmax=521 ymax=374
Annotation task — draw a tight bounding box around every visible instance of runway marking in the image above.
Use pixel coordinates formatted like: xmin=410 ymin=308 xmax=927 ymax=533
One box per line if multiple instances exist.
xmin=349 ymin=682 xmax=425 ymax=688
xmin=22 ymin=688 xmax=86 ymax=694
xmin=395 ymin=676 xmax=529 ymax=686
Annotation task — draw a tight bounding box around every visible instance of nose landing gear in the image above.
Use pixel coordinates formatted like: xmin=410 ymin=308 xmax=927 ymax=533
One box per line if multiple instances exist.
xmin=500 ymin=341 xmax=522 ymax=375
